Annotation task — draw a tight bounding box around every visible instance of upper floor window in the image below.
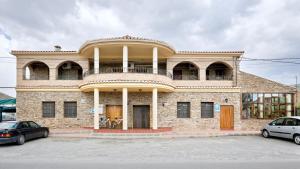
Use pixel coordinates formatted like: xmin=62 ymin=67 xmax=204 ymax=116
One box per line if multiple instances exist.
xmin=173 ymin=62 xmax=199 ymax=80
xmin=23 ymin=61 xmax=49 ymax=80
xmin=57 ymin=61 xmax=83 ymax=80
xmin=206 ymin=62 xmax=233 ymax=80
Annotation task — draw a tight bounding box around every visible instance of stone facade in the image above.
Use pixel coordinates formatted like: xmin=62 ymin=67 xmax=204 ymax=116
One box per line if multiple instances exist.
xmin=16 ymin=91 xmax=94 ymax=128
xmin=17 ymin=91 xmax=241 ymax=130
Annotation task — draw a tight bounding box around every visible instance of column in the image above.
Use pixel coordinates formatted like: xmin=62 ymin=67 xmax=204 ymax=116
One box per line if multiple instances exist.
xmin=152 ymin=88 xmax=158 ymax=129
xmin=122 ymin=88 xmax=128 ymax=130
xmin=94 ymin=88 xmax=99 ymax=129
xmin=123 ymin=45 xmax=128 ymax=73
xmin=94 ymin=47 xmax=99 ymax=74
xmin=200 ymin=68 xmax=206 ymax=81
xmin=153 ymin=47 xmax=158 ymax=74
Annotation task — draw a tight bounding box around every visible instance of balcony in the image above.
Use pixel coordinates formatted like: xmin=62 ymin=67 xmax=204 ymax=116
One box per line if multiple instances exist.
xmin=80 ymin=66 xmax=174 ymax=92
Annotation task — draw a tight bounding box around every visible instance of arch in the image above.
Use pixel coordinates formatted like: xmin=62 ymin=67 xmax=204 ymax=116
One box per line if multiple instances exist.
xmin=206 ymin=61 xmax=233 ymax=80
xmin=57 ymin=61 xmax=83 ymax=80
xmin=23 ymin=61 xmax=49 ymax=80
xmin=172 ymin=61 xmax=199 ymax=80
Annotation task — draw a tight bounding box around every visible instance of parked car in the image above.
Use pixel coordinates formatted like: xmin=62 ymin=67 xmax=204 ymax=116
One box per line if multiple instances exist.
xmin=261 ymin=116 xmax=300 ymax=145
xmin=0 ymin=121 xmax=49 ymax=145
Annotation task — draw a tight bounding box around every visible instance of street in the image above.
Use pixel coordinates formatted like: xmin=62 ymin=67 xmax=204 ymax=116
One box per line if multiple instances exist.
xmin=1 ymin=136 xmax=300 ymax=169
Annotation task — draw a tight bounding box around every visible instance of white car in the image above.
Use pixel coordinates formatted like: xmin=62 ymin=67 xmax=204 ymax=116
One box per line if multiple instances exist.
xmin=261 ymin=116 xmax=300 ymax=145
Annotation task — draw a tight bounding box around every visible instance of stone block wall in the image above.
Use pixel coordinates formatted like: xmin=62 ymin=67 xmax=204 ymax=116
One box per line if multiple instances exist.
xmin=16 ymin=91 xmax=241 ymax=130
xmin=16 ymin=91 xmax=94 ymax=128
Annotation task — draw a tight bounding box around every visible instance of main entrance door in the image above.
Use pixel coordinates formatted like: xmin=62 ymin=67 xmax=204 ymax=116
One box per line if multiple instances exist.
xmin=133 ymin=105 xmax=150 ymax=128
xmin=220 ymin=105 xmax=234 ymax=130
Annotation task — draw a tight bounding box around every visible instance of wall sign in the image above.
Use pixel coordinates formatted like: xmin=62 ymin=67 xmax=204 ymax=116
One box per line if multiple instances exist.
xmin=214 ymin=103 xmax=220 ymax=112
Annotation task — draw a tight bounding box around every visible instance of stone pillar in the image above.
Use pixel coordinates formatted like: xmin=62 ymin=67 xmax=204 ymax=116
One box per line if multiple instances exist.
xmin=94 ymin=47 xmax=99 ymax=74
xmin=152 ymin=88 xmax=158 ymax=129
xmin=153 ymin=47 xmax=158 ymax=74
xmin=94 ymin=88 xmax=99 ymax=129
xmin=122 ymin=88 xmax=128 ymax=130
xmin=123 ymin=45 xmax=128 ymax=73
xmin=200 ymin=68 xmax=206 ymax=81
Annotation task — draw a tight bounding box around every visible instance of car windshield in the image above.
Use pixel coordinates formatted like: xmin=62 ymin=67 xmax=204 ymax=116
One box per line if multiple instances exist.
xmin=0 ymin=122 xmax=18 ymax=129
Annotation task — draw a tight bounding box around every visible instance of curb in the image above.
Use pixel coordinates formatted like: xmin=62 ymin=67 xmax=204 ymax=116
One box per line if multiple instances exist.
xmin=49 ymin=131 xmax=261 ymax=139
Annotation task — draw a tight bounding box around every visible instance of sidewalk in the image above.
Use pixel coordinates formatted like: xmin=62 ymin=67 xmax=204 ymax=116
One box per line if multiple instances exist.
xmin=49 ymin=128 xmax=261 ymax=139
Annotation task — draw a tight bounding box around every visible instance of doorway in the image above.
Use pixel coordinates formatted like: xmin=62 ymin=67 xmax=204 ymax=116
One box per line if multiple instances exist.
xmin=133 ymin=105 xmax=150 ymax=128
xmin=220 ymin=105 xmax=234 ymax=130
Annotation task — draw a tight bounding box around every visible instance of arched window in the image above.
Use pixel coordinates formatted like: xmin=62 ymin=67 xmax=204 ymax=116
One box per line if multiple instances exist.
xmin=206 ymin=62 xmax=233 ymax=80
xmin=173 ymin=62 xmax=199 ymax=80
xmin=57 ymin=61 xmax=83 ymax=80
xmin=23 ymin=61 xmax=49 ymax=80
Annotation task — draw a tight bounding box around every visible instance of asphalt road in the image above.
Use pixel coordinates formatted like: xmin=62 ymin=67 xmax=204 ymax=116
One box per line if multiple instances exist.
xmin=1 ymin=136 xmax=300 ymax=169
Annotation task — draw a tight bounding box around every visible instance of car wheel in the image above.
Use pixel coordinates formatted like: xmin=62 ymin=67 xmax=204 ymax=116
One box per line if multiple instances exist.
xmin=294 ymin=135 xmax=300 ymax=145
xmin=17 ymin=135 xmax=25 ymax=145
xmin=43 ymin=130 xmax=49 ymax=138
xmin=262 ymin=130 xmax=269 ymax=138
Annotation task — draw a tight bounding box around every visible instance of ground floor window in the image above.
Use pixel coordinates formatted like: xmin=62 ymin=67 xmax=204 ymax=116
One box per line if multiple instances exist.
xmin=201 ymin=102 xmax=214 ymax=118
xmin=177 ymin=102 xmax=190 ymax=118
xmin=64 ymin=102 xmax=77 ymax=118
xmin=242 ymin=93 xmax=294 ymax=119
xmin=42 ymin=102 xmax=55 ymax=118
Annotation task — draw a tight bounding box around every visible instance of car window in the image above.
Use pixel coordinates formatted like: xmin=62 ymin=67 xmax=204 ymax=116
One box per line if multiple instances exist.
xmin=0 ymin=122 xmax=18 ymax=129
xmin=284 ymin=118 xmax=297 ymax=126
xmin=271 ymin=118 xmax=285 ymax=126
xmin=297 ymin=119 xmax=300 ymax=126
xmin=18 ymin=122 xmax=30 ymax=129
xmin=28 ymin=121 xmax=39 ymax=128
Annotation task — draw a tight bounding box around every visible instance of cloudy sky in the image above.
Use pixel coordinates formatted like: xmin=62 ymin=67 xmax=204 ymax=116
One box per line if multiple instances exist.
xmin=0 ymin=0 xmax=300 ymax=97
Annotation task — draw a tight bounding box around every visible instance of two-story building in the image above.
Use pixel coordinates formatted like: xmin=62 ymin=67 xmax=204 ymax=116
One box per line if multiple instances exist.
xmin=12 ymin=35 xmax=297 ymax=131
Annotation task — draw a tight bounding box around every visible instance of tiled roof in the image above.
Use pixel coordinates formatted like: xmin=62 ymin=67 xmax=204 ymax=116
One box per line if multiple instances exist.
xmin=11 ymin=35 xmax=244 ymax=55
xmin=0 ymin=92 xmax=13 ymax=99
xmin=177 ymin=51 xmax=244 ymax=54
xmin=79 ymin=35 xmax=176 ymax=52
xmin=11 ymin=50 xmax=77 ymax=55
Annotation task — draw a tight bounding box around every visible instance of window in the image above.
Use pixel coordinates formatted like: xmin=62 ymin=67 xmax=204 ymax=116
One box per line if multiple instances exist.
xmin=28 ymin=121 xmax=40 ymax=128
xmin=42 ymin=102 xmax=55 ymax=118
xmin=270 ymin=118 xmax=285 ymax=126
xmin=177 ymin=102 xmax=190 ymax=118
xmin=18 ymin=122 xmax=29 ymax=129
xmin=64 ymin=102 xmax=77 ymax=118
xmin=242 ymin=93 xmax=294 ymax=119
xmin=284 ymin=118 xmax=297 ymax=126
xmin=201 ymin=102 xmax=214 ymax=118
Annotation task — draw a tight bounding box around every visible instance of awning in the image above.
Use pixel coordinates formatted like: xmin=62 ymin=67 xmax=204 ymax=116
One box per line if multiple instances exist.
xmin=0 ymin=98 xmax=16 ymax=105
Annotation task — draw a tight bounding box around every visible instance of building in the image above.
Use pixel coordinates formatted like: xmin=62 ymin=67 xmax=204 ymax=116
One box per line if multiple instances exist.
xmin=0 ymin=92 xmax=16 ymax=122
xmin=12 ymin=35 xmax=297 ymax=131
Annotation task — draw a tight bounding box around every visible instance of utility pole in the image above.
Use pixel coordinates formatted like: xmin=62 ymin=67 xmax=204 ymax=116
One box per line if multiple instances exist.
xmin=295 ymin=76 xmax=298 ymax=116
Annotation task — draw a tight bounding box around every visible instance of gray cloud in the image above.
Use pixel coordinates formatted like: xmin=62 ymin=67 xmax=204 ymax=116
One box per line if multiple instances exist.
xmin=0 ymin=0 xmax=299 ymax=96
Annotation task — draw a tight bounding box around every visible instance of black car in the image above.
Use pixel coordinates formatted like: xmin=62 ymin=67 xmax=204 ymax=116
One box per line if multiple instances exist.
xmin=0 ymin=121 xmax=49 ymax=145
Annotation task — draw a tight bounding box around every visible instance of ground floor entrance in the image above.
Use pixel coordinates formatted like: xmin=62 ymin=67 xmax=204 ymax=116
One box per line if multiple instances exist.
xmin=220 ymin=105 xmax=234 ymax=130
xmin=106 ymin=105 xmax=122 ymax=129
xmin=133 ymin=105 xmax=150 ymax=128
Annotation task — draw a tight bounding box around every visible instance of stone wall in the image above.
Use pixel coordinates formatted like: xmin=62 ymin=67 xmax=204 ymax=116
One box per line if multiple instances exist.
xmin=16 ymin=91 xmax=241 ymax=130
xmin=16 ymin=91 xmax=94 ymax=128
xmin=158 ymin=92 xmax=241 ymax=131
xmin=238 ymin=71 xmax=295 ymax=93
xmin=240 ymin=119 xmax=272 ymax=131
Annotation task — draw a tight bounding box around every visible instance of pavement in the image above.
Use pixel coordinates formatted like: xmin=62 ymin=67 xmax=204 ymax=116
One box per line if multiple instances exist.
xmin=1 ymin=136 xmax=300 ymax=169
xmin=49 ymin=128 xmax=261 ymax=139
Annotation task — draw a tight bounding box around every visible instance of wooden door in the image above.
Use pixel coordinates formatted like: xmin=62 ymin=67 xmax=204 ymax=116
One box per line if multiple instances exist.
xmin=133 ymin=105 xmax=150 ymax=128
xmin=220 ymin=105 xmax=234 ymax=130
xmin=106 ymin=105 xmax=122 ymax=122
